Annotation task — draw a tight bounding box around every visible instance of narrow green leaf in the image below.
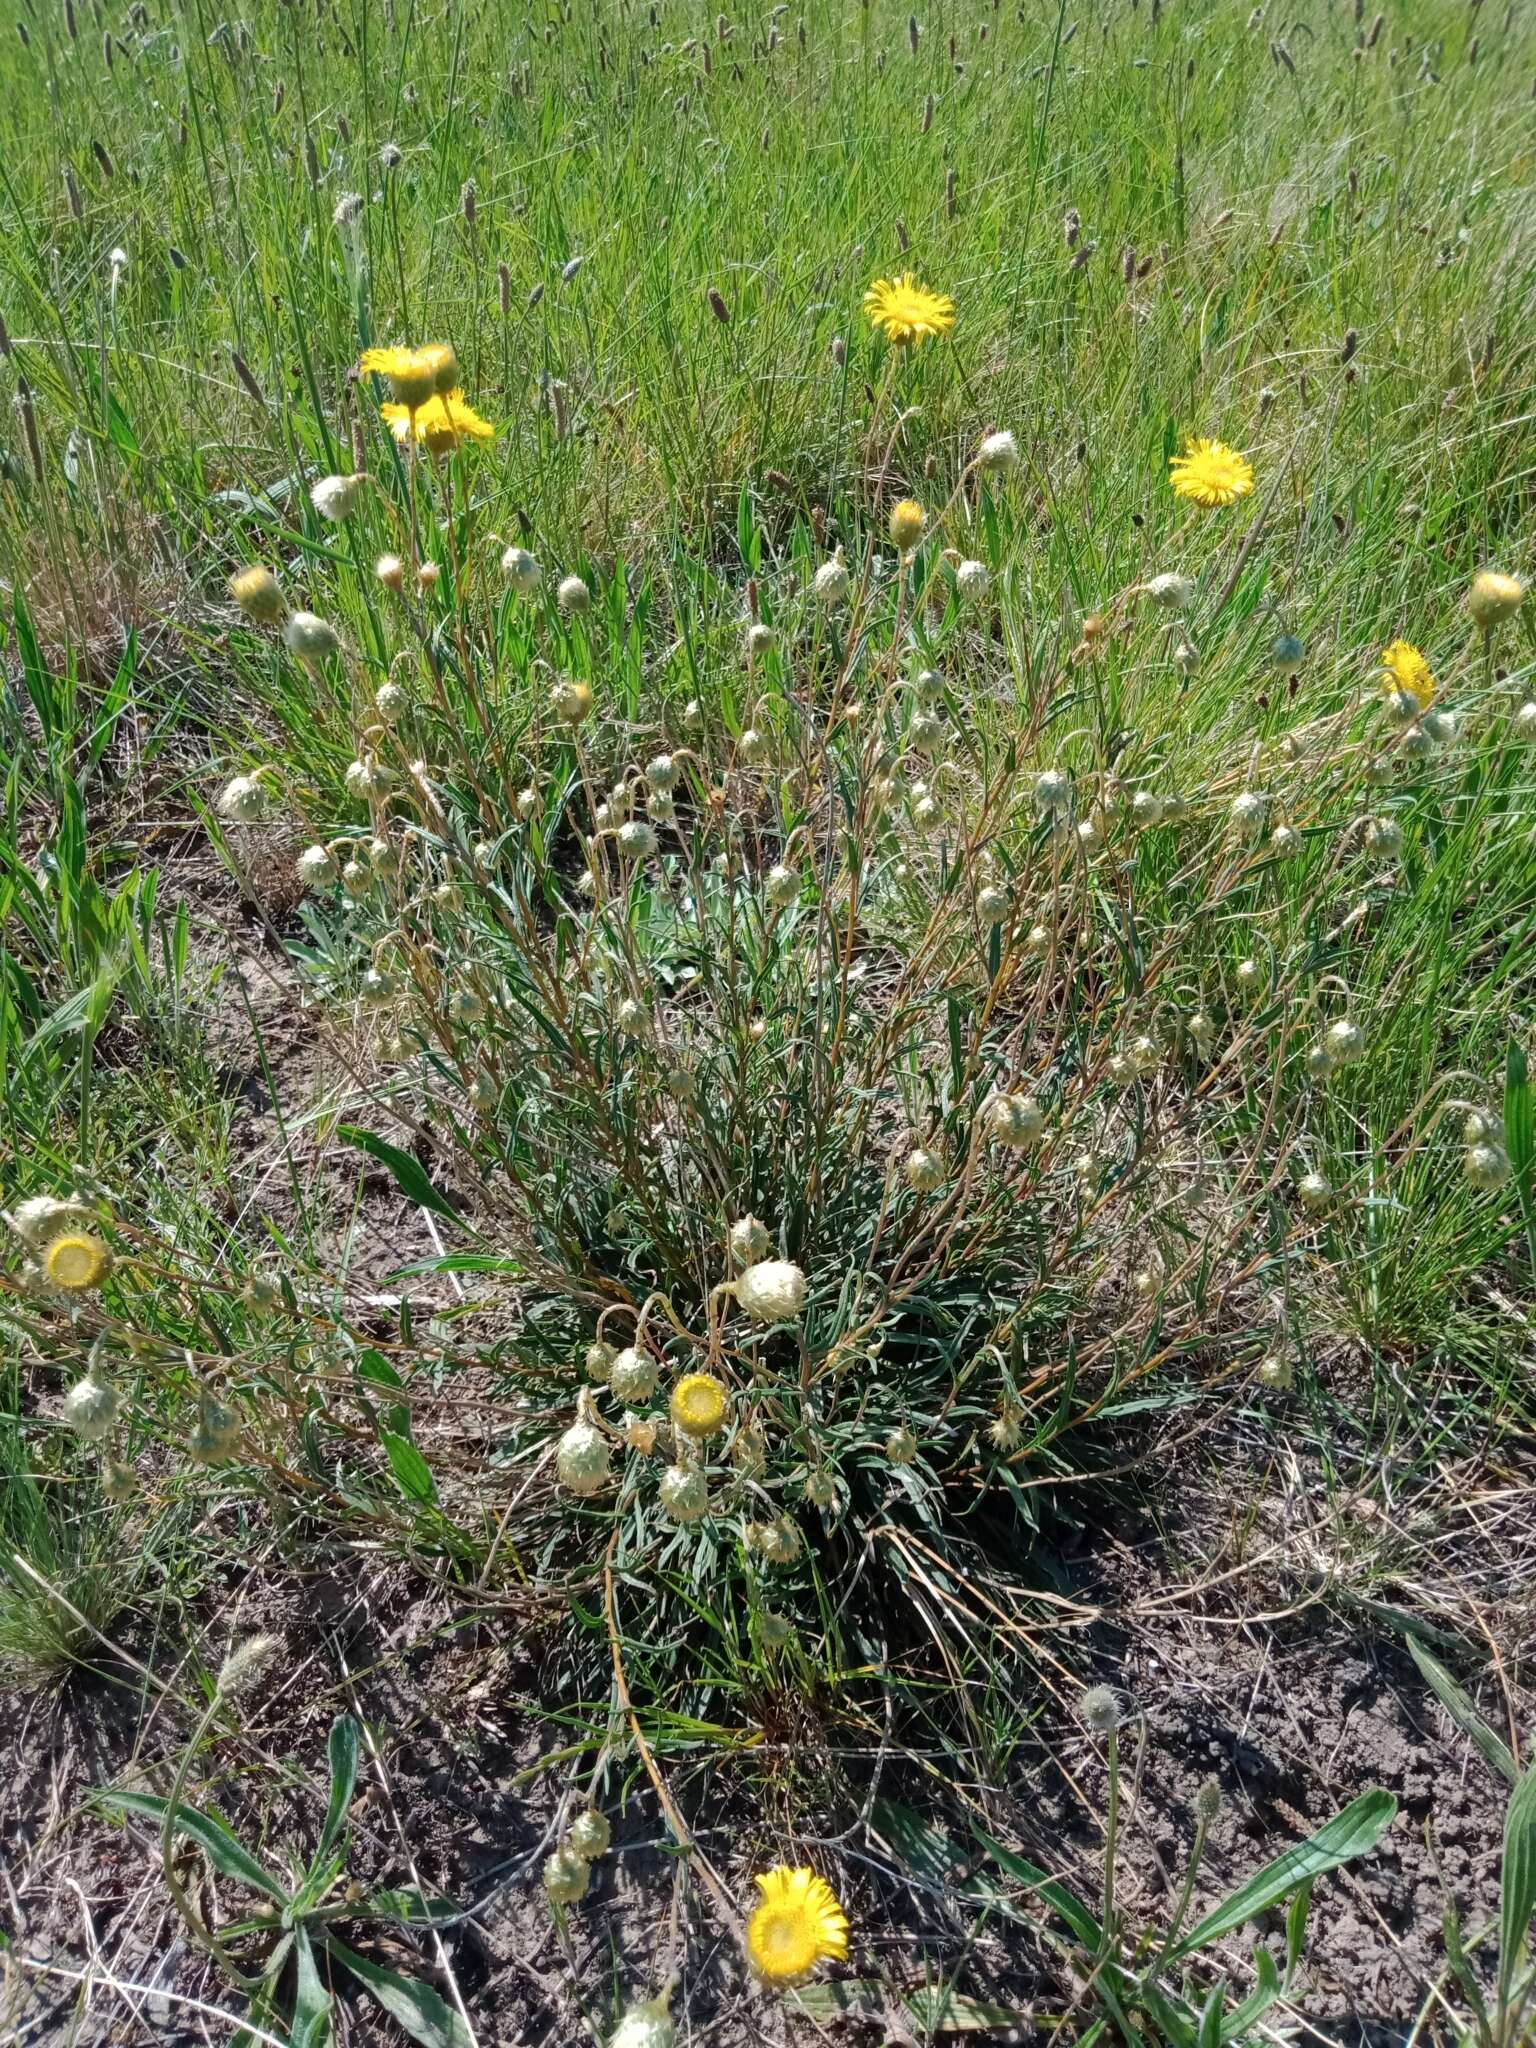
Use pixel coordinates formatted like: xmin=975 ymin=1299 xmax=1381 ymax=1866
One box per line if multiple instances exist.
xmin=1498 ymin=1761 xmax=1536 ymax=2008
xmin=1506 ymin=1041 xmax=1533 ymax=1180
xmin=1168 ymin=1790 xmax=1396 ymax=1961
xmin=338 ymin=1126 xmax=460 ymax=1223
xmin=975 ymin=1829 xmax=1104 ymax=1949
xmin=323 ymin=1937 xmax=472 ymax=2048
xmin=96 ymin=1789 xmax=287 ymax=1903
xmin=355 ymin=1889 xmax=462 ymax=1927
xmin=1407 ymin=1638 xmax=1517 ymax=1786
xmin=905 ymin=1986 xmax=1031 ymax=2032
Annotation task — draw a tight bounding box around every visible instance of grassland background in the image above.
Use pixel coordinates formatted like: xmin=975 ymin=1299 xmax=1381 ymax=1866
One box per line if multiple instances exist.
xmin=3 ymin=0 xmax=1536 ymax=2040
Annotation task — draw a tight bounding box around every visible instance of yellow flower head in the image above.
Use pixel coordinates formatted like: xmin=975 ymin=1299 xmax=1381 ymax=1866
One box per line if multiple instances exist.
xmin=1168 ymin=437 xmax=1255 ymax=509
xmin=43 ymin=1232 xmax=114 ymax=1292
xmin=746 ymin=1866 xmax=849 ymax=1985
xmin=670 ymin=1371 xmax=729 ymax=1440
xmin=1380 ymin=639 xmax=1435 ymax=711
xmin=863 ymin=273 xmax=955 ymax=347
xmin=380 ymin=390 xmax=496 ymax=456
xmin=888 ymin=498 xmax=926 ymax=550
xmin=359 ymin=342 xmax=460 ymax=408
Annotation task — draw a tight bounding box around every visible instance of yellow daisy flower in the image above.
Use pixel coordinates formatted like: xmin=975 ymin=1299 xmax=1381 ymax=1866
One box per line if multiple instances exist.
xmin=670 ymin=1371 xmax=729 ymax=1440
xmin=43 ymin=1232 xmax=114 ymax=1292
xmin=1380 ymin=639 xmax=1436 ymax=711
xmin=380 ymin=390 xmax=496 ymax=456
xmin=862 ymin=273 xmax=956 ymax=347
xmin=745 ymin=1866 xmax=849 ymax=1985
xmin=358 ymin=342 xmax=460 ymax=408
xmin=1168 ymin=437 xmax=1255 ymax=508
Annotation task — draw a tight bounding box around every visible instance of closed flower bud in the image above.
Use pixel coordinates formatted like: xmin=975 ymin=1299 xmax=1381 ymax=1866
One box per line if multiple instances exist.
xmin=543 ymin=1845 xmax=592 ymax=1904
xmin=218 ymin=773 xmax=270 ymax=823
xmin=1268 ymin=823 xmax=1300 ymax=857
xmin=764 ymin=863 xmax=800 ymax=908
xmin=1465 ymin=1141 xmax=1510 ymax=1189
xmin=63 ymin=1372 xmax=121 ymax=1441
xmin=1514 ymin=702 xmax=1536 ymax=741
xmin=284 ymin=611 xmax=341 ymax=662
xmin=1467 ymin=569 xmax=1525 ymax=629
xmin=734 ymin=1257 xmax=807 ymax=1323
xmin=1235 ymin=958 xmax=1261 ymax=992
xmin=658 ymin=1463 xmax=710 ymax=1523
xmin=609 ymin=1991 xmax=676 ymax=2048
xmin=556 ymin=1407 xmax=612 ymax=1497
xmin=298 ymin=843 xmax=338 ymax=889
xmin=501 ymin=545 xmax=542 ymax=592
xmin=375 ymin=552 xmax=406 ymax=591
xmin=1143 ymin=571 xmax=1196 ymax=611
xmin=608 ymin=1346 xmax=659 ymax=1403
xmin=739 ymin=726 xmax=770 ymax=764
xmin=310 ymin=472 xmax=365 ymax=522
xmin=955 ymin=558 xmax=989 ymax=601
xmin=1297 ymin=1169 xmax=1333 ymax=1214
xmin=885 ymin=1425 xmax=918 ymax=1465
xmin=616 ymin=997 xmax=650 ymax=1036
xmin=344 ymin=757 xmax=394 ymax=799
xmin=1081 ymin=1684 xmax=1122 ymax=1733
xmin=1257 ymin=1354 xmax=1294 ymax=1390
xmin=1364 ymin=815 xmax=1403 ymax=858
xmin=989 ymin=1093 xmax=1045 ymax=1147
xmin=566 ymin=1809 xmax=612 ymax=1859
xmin=746 ymin=621 xmax=776 ymax=656
xmin=905 ymin=1145 xmax=944 ymax=1192
xmin=1231 ymin=791 xmax=1265 ymax=837
xmin=557 ymin=572 xmax=592 ymax=614
xmin=975 ymin=882 xmax=1009 ymax=923
xmin=1130 ymin=790 xmax=1164 ymax=829
xmin=1034 ymin=768 xmax=1071 ymax=810
xmin=812 ymin=551 xmax=851 ymax=605
xmin=341 ymin=858 xmax=372 ymax=898
xmin=646 ymin=753 xmax=679 ymax=792
xmin=1269 ymin=632 xmax=1306 ymax=673
xmin=1324 ymin=1018 xmax=1364 ymax=1064
xmin=617 ymin=819 xmax=657 ymax=859
xmin=550 ymin=676 xmax=593 ymax=724
xmin=229 ymin=564 xmax=286 ymax=623
xmin=730 ymin=1214 xmax=771 ymax=1265
xmin=976 ymin=429 xmax=1019 ymax=474
xmin=375 ymin=680 xmax=409 ymax=723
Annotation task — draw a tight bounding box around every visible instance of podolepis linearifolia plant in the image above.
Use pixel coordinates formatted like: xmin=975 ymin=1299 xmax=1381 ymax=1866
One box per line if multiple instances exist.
xmin=6 ymin=315 xmax=1534 ymax=1747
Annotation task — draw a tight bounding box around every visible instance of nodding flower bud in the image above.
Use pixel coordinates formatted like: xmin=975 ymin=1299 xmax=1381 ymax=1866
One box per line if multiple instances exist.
xmin=988 ymin=1093 xmax=1045 ymax=1147
xmin=745 ymin=620 xmax=776 ymax=656
xmin=218 ymin=773 xmax=270 ymax=823
xmin=556 ymin=572 xmax=591 ymax=614
xmin=310 ymin=472 xmax=366 ymax=522
xmin=616 ymin=820 xmax=658 ymax=859
xmin=729 ymin=1214 xmax=771 ymax=1266
xmin=1230 ymin=791 xmax=1266 ymax=837
xmin=1081 ymin=1684 xmax=1123 ymax=1733
xmin=955 ymin=558 xmax=989 ymax=601
xmin=542 ymin=1844 xmax=592 ymax=1903
xmin=550 ymin=676 xmax=592 ymax=723
xmin=297 ymin=844 xmax=337 ymax=889
xmin=229 ymin=564 xmax=286 ymax=624
xmin=975 ymin=882 xmax=1009 ymax=923
xmin=1034 ymin=768 xmax=1071 ymax=810
xmin=608 ymin=1346 xmax=659 ymax=1403
xmin=609 ymin=1989 xmax=677 ymax=2048
xmin=1269 ymin=632 xmax=1306 ymax=673
xmin=733 ymin=1257 xmax=807 ymax=1323
xmin=283 ymin=611 xmax=341 ymax=662
xmin=885 ymin=1425 xmax=918 ymax=1465
xmin=501 ymin=545 xmax=542 ymax=593
xmin=63 ymin=1371 xmax=121 ymax=1440
xmin=1297 ymin=1169 xmax=1333 ymax=1214
xmin=1467 ymin=569 xmax=1525 ymax=630
xmin=375 ymin=680 xmax=409 ymax=723
xmin=556 ymin=1397 xmax=612 ymax=1497
xmin=904 ymin=1145 xmax=944 ymax=1192
xmin=976 ymin=428 xmax=1019 ymax=474
xmin=658 ymin=1463 xmax=710 ymax=1523
xmin=812 ymin=550 xmax=851 ymax=605
xmin=1142 ymin=571 xmax=1196 ymax=611
xmin=564 ymin=1809 xmax=612 ymax=1859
